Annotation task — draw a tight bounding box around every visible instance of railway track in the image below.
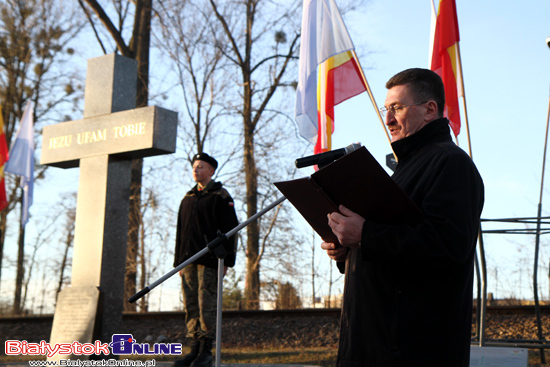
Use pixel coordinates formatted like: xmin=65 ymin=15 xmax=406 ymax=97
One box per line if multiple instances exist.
xmin=1 ymin=304 xmax=550 ymax=323
xmin=123 ymin=304 xmax=550 ymax=319
xmin=2 ymin=305 xmax=550 ymax=351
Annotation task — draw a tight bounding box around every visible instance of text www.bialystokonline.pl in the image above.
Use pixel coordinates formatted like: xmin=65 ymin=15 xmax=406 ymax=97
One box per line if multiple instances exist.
xmin=28 ymin=360 xmax=156 ymax=367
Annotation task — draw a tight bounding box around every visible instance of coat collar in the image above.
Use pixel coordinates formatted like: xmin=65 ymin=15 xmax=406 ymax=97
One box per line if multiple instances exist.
xmin=189 ymin=180 xmax=221 ymax=196
xmin=391 ymin=118 xmax=452 ymax=163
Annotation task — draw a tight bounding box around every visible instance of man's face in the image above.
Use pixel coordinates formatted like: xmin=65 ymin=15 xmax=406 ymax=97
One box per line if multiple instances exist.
xmin=192 ymin=160 xmax=215 ymax=185
xmin=384 ymin=84 xmax=430 ymax=142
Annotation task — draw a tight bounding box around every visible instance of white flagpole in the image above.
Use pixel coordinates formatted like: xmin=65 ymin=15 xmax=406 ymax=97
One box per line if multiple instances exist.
xmin=351 ymin=50 xmax=397 ymax=161
xmin=456 ymin=43 xmax=473 ymax=158
xmin=428 ymin=0 xmax=437 ymax=64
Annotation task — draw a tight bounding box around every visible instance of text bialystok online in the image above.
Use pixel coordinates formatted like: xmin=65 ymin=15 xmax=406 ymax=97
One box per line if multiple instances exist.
xmin=5 ymin=335 xmax=182 ymax=358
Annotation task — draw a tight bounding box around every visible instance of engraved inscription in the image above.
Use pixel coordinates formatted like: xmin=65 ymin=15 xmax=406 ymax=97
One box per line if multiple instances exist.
xmin=50 ymin=287 xmax=99 ymax=344
xmin=113 ymin=122 xmax=146 ymax=138
xmin=47 ymin=122 xmax=147 ymax=150
xmin=77 ymin=129 xmax=107 ymax=145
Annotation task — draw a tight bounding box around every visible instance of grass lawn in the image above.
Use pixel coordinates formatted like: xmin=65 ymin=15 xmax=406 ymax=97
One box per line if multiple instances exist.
xmin=217 ymin=347 xmax=336 ymax=366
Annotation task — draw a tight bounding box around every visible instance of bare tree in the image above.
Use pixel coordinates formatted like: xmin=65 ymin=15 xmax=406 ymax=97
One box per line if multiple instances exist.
xmin=205 ymin=0 xmax=302 ymax=309
xmin=0 ymin=0 xmax=83 ymax=314
xmin=55 ymin=195 xmax=76 ymax=299
xmin=140 ymin=186 xmax=176 ymax=312
xmin=77 ymin=0 xmax=152 ymax=311
xmin=150 ymin=0 xmax=363 ymax=311
xmin=157 ymin=1 xmax=218 ymax=150
xmin=275 ymin=281 xmax=302 ymax=310
xmin=21 ymin=210 xmax=60 ymax=312
xmin=135 ymin=189 xmax=160 ymax=313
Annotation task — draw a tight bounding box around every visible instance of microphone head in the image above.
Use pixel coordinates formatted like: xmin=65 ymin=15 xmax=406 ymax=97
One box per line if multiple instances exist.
xmin=344 ymin=142 xmax=362 ymax=154
xmin=547 ymin=36 xmax=550 ymax=49
xmin=295 ymin=143 xmax=363 ymax=169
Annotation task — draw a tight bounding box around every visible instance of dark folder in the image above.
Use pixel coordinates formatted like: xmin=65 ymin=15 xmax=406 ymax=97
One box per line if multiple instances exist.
xmin=274 ymin=147 xmax=422 ymax=245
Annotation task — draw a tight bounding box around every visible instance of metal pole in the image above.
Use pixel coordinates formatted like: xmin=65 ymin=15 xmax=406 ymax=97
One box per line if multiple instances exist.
xmin=477 ymin=227 xmax=488 ymax=347
xmin=473 ymin=250 xmax=481 ymax=341
xmin=455 ymin=41 xmax=489 ymax=348
xmin=215 ymin=257 xmax=224 ymax=367
xmin=534 ymin=203 xmax=546 ymax=364
xmin=532 ymin=87 xmax=550 ymax=363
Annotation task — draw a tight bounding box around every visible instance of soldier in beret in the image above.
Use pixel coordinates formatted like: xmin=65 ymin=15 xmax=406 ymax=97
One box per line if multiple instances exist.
xmin=173 ymin=153 xmax=238 ymax=367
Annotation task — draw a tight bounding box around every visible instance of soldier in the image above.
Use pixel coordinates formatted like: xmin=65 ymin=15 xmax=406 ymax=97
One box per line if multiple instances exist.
xmin=173 ymin=153 xmax=239 ymax=367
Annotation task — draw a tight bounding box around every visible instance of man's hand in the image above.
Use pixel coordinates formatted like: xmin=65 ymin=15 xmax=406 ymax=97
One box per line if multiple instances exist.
xmin=321 ymin=242 xmax=349 ymax=262
xmin=328 ymin=205 xmax=365 ymax=248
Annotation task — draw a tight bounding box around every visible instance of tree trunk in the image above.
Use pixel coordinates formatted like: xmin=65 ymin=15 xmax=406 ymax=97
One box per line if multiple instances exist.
xmin=243 ymin=118 xmax=260 ymax=309
xmin=241 ymin=0 xmax=261 ymax=310
xmin=124 ymin=0 xmax=151 ymax=311
xmin=125 ymin=159 xmax=141 ymax=312
xmin=56 ymin=230 xmax=72 ymax=299
xmin=206 ymin=0 xmax=300 ymax=310
xmin=13 ymin=214 xmax=25 ymax=315
xmin=139 ymin=214 xmax=148 ymax=312
xmin=0 ymin=210 xmax=7 ymax=293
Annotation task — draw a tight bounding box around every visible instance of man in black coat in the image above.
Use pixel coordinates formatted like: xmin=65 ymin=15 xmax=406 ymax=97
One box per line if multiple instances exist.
xmin=322 ymin=68 xmax=484 ymax=366
xmin=173 ymin=153 xmax=238 ymax=367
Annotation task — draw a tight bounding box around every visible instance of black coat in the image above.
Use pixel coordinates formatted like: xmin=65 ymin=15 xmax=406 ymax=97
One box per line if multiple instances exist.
xmin=337 ymin=119 xmax=484 ymax=367
xmin=174 ymin=181 xmax=239 ymax=269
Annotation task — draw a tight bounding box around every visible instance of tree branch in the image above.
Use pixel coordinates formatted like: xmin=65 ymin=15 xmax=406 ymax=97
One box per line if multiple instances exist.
xmin=252 ymin=33 xmax=300 ymax=127
xmin=209 ymin=0 xmax=244 ymax=67
xmin=77 ymin=0 xmax=107 ymax=54
xmin=81 ymin=0 xmax=132 ymax=57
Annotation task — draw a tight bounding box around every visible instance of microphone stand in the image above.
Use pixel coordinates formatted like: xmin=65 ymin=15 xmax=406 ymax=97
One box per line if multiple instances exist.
xmin=215 ymin=256 xmax=224 ymax=367
xmin=128 ymin=196 xmax=286 ymax=367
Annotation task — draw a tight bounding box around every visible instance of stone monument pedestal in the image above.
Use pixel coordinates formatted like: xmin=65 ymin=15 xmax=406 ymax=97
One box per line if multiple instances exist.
xmin=48 ymin=286 xmax=100 ymax=360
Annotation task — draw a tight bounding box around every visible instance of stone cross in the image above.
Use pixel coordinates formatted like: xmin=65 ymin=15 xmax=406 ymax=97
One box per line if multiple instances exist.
xmin=40 ymin=53 xmax=177 ymax=360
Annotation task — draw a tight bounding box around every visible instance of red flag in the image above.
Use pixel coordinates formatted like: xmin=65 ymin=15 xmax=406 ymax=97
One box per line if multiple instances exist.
xmin=430 ymin=0 xmax=461 ymax=137
xmin=315 ymin=50 xmax=367 ymax=154
xmin=0 ymin=105 xmax=9 ymax=211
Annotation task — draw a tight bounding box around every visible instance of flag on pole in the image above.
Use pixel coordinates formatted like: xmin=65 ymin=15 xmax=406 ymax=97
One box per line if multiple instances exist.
xmin=430 ymin=0 xmax=462 ymax=137
xmin=295 ymin=0 xmax=367 ymax=155
xmin=0 ymin=106 xmax=9 ymax=211
xmin=5 ymin=101 xmax=34 ymax=226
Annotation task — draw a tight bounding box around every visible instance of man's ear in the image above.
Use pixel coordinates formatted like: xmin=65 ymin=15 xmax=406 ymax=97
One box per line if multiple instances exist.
xmin=425 ymin=100 xmax=439 ymax=121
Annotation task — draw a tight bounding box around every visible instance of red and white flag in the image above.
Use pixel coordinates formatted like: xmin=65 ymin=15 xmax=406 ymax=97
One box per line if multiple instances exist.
xmin=295 ymin=0 xmax=367 ymax=154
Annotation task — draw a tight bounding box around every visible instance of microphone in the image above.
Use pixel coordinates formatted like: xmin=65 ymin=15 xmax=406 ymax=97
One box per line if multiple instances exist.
xmin=295 ymin=143 xmax=362 ymax=169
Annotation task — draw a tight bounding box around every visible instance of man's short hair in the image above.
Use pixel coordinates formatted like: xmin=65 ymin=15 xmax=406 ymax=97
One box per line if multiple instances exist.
xmin=386 ymin=68 xmax=445 ymax=118
xmin=192 ymin=152 xmax=218 ymax=170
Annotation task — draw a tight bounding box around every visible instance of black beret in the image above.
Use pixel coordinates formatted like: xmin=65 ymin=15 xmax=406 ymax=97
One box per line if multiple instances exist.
xmin=192 ymin=152 xmax=218 ymax=170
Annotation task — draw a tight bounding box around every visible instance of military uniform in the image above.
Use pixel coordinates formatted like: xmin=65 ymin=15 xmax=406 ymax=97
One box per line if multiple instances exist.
xmin=173 ymin=153 xmax=238 ymax=367
xmin=175 ymin=179 xmax=238 ymax=338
